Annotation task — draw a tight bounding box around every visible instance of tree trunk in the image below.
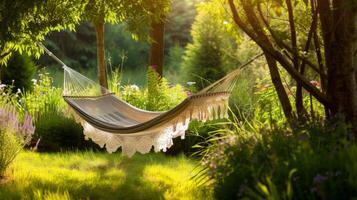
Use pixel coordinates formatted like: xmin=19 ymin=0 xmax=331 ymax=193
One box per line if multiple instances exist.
xmin=286 ymin=0 xmax=306 ymax=120
xmin=94 ymin=22 xmax=108 ymax=90
xmin=264 ymin=52 xmax=295 ymax=122
xmin=323 ymin=2 xmax=357 ymax=136
xmin=149 ymin=16 xmax=165 ymax=77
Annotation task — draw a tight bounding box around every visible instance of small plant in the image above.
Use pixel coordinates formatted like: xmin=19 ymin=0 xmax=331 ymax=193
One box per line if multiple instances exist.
xmin=146 ymin=66 xmax=187 ymax=111
xmin=22 ymin=70 xmax=65 ymax=119
xmin=0 ymin=104 xmax=34 ymax=178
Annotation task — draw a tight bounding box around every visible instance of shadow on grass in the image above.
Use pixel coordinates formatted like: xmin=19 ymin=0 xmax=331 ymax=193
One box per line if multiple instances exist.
xmin=0 ymin=151 xmax=200 ymax=200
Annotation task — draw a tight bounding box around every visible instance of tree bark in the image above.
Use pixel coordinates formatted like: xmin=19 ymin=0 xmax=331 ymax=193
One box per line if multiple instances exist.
xmin=94 ymin=22 xmax=108 ymax=90
xmin=322 ymin=2 xmax=357 ymax=135
xmin=265 ymin=52 xmax=295 ymax=122
xmin=149 ymin=15 xmax=165 ymax=77
xmin=286 ymin=0 xmax=306 ymax=120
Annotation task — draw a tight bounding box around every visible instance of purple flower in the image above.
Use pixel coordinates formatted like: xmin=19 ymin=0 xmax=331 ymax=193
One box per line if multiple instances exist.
xmin=0 ymin=104 xmax=35 ymax=145
xmin=313 ymin=174 xmax=327 ymax=184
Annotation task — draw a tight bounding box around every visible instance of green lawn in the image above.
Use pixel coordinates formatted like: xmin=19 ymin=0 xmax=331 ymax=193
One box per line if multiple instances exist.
xmin=0 ymin=151 xmax=212 ymax=200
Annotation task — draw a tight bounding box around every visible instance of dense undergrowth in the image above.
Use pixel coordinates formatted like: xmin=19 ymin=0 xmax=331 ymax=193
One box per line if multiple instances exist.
xmin=195 ymin=115 xmax=357 ymax=199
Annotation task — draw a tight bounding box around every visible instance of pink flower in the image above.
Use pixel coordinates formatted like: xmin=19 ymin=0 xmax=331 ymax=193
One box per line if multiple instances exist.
xmin=186 ymin=91 xmax=192 ymax=97
xmin=310 ymin=80 xmax=320 ymax=87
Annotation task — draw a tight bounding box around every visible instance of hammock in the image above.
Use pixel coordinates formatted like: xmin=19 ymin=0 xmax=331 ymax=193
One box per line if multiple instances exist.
xmin=38 ymin=43 xmax=262 ymax=156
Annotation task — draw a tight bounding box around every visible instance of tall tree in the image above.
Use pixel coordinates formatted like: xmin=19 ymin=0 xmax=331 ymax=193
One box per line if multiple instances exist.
xmin=148 ymin=1 xmax=170 ymax=77
xmin=84 ymin=0 xmax=170 ymax=87
xmin=83 ymin=0 xmax=123 ymax=89
xmin=227 ymin=0 xmax=357 ymax=134
xmin=149 ymin=15 xmax=166 ymax=77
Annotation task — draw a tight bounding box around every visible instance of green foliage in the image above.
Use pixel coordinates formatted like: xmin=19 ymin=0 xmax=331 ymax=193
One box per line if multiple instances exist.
xmin=0 ymin=104 xmax=34 ymax=177
xmin=165 ymin=44 xmax=185 ymax=82
xmin=0 ymin=151 xmax=212 ymax=199
xmin=0 ymin=52 xmax=36 ymax=92
xmin=0 ymin=0 xmax=86 ymax=64
xmin=105 ymin=23 xmax=149 ymax=71
xmin=33 ymin=108 xmax=89 ymax=152
xmin=108 ymin=67 xmax=122 ymax=95
xmin=146 ymin=67 xmax=187 ymax=111
xmin=0 ymin=128 xmax=22 ymax=178
xmin=0 ymin=85 xmax=21 ymax=109
xmin=22 ymin=71 xmax=65 ymax=117
xmin=83 ymin=0 xmax=171 ymax=41
xmin=21 ymin=71 xmax=95 ymax=151
xmin=120 ymin=84 xmax=147 ymax=109
xmin=181 ymin=3 xmax=228 ymax=89
xmin=165 ymin=0 xmax=199 ymax=48
xmin=197 ymin=114 xmax=357 ymax=199
xmin=40 ymin=23 xmax=97 ymax=70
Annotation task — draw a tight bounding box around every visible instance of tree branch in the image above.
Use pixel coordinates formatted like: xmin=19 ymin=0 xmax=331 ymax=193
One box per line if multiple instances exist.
xmin=257 ymin=4 xmax=327 ymax=79
xmin=228 ymin=0 xmax=330 ymax=107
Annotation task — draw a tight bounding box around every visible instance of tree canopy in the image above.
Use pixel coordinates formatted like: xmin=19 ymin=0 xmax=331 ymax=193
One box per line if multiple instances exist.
xmin=0 ymin=0 xmax=85 ymax=64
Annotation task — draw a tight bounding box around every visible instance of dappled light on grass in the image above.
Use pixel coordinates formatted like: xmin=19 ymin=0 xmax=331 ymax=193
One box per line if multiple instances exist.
xmin=0 ymin=151 xmax=212 ymax=200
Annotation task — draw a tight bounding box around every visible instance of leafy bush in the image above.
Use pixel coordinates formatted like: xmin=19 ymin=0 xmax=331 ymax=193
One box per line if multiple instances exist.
xmin=197 ymin=115 xmax=357 ymax=199
xmin=22 ymin=71 xmax=95 ymax=151
xmin=0 ymin=52 xmax=36 ymax=92
xmin=33 ymin=106 xmax=91 ymax=151
xmin=0 ymin=105 xmax=34 ymax=177
xmin=146 ymin=66 xmax=187 ymax=111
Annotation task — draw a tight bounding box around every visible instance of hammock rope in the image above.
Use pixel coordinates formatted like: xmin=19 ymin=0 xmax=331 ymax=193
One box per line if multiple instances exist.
xmin=38 ymin=42 xmax=263 ymax=156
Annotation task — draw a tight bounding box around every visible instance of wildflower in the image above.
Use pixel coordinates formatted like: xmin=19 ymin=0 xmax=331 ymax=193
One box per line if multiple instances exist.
xmin=186 ymin=82 xmax=196 ymax=86
xmin=0 ymin=105 xmax=35 ymax=145
xmin=310 ymin=80 xmax=320 ymax=88
xmin=0 ymin=84 xmax=6 ymax=89
xmin=223 ymin=20 xmax=229 ymax=25
xmin=313 ymin=174 xmax=327 ymax=184
xmin=130 ymin=84 xmax=139 ymax=91
xmin=186 ymin=91 xmax=192 ymax=97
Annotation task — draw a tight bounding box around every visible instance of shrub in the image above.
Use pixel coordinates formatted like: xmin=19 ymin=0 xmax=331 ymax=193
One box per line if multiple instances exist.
xmin=22 ymin=71 xmax=96 ymax=151
xmin=33 ymin=105 xmax=91 ymax=151
xmin=0 ymin=105 xmax=34 ymax=177
xmin=198 ymin=115 xmax=357 ymax=199
xmin=0 ymin=52 xmax=36 ymax=92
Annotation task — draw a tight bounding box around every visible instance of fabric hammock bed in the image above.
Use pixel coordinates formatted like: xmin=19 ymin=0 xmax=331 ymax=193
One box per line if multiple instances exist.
xmin=38 ymin=43 xmax=261 ymax=156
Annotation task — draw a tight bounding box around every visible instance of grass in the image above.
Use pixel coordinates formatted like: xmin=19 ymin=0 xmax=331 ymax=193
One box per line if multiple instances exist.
xmin=0 ymin=151 xmax=212 ymax=200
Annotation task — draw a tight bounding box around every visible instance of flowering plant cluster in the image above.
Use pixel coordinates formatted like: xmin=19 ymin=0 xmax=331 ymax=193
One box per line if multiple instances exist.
xmin=0 ymin=104 xmax=35 ymax=145
xmin=0 ymin=103 xmax=35 ymax=177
